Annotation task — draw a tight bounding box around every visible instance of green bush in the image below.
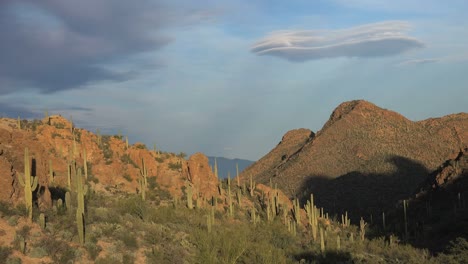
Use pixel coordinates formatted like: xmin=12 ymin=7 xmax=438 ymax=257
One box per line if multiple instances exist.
xmin=168 ymin=162 xmax=182 ymax=171
xmin=0 ymin=246 xmax=12 ymax=263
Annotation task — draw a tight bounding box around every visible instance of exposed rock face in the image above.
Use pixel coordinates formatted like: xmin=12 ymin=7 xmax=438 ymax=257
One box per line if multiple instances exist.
xmin=185 ymin=153 xmax=218 ymax=199
xmin=242 ymin=100 xmax=467 ymax=216
xmin=0 ymin=117 xmax=208 ymax=206
xmin=426 ymin=148 xmax=467 ymax=190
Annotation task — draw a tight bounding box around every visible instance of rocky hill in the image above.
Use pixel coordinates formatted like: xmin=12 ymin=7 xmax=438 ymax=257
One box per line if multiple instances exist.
xmin=0 ymin=115 xmax=221 ymax=207
xmin=241 ymin=100 xmax=467 ymax=218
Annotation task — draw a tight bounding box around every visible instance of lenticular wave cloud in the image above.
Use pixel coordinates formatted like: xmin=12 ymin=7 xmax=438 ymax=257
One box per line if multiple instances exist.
xmin=251 ymin=21 xmax=424 ymax=62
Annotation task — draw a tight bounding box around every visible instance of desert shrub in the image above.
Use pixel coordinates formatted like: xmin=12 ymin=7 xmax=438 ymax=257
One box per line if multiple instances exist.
xmin=117 ymin=196 xmax=148 ymax=221
xmin=436 ymin=237 xmax=468 ymax=264
xmin=53 ymin=122 xmax=66 ymax=129
xmin=168 ymin=162 xmax=182 ymax=171
xmin=85 ymin=242 xmax=102 ymax=261
xmin=0 ymin=246 xmax=12 ymax=263
xmin=51 ymin=132 xmax=62 ymax=139
xmin=123 ymin=253 xmax=135 ymax=264
xmin=117 ymin=231 xmax=139 ymax=250
xmin=136 ymin=144 xmax=147 ymax=150
xmin=0 ymin=201 xmax=15 ymax=216
xmin=193 ymin=224 xmax=250 ymax=264
xmin=95 ymin=256 xmax=117 ymax=264
xmin=120 ymin=154 xmax=138 ymax=168
xmin=123 ymin=173 xmax=132 ymax=182
xmin=74 ymin=129 xmax=82 ymax=142
xmin=37 ymin=236 xmax=76 ymax=263
xmin=5 ymin=257 xmax=22 ymax=264
xmin=15 ymin=204 xmax=28 ymax=217
xmin=155 ymin=157 xmax=165 ymax=163
xmin=100 ymin=135 xmax=113 ymax=163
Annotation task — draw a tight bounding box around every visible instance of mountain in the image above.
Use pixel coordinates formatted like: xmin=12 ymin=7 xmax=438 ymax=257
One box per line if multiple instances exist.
xmin=207 ymin=156 xmax=254 ymax=179
xmin=241 ymin=100 xmax=467 ymax=218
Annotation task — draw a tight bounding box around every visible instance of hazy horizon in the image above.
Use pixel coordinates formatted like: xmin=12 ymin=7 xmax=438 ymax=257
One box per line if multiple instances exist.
xmin=1 ymin=0 xmax=467 ymax=160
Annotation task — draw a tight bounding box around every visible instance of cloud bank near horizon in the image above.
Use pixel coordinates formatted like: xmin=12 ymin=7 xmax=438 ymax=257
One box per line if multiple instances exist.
xmin=251 ymin=21 xmax=424 ymax=62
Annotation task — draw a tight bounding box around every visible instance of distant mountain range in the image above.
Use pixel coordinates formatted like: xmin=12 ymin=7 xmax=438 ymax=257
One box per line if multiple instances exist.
xmin=208 ymin=156 xmax=254 ymax=179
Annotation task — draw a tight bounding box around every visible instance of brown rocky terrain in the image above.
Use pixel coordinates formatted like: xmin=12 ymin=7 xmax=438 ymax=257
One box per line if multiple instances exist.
xmin=241 ymin=100 xmax=467 ymax=218
xmin=0 ymin=115 xmax=221 ymax=208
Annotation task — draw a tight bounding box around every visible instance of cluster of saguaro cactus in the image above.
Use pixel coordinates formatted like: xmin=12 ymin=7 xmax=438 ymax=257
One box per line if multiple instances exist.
xmin=292 ymin=198 xmax=301 ymax=224
xmin=18 ymin=148 xmax=38 ymax=222
xmin=288 ymin=220 xmax=297 ymax=236
xmin=139 ymin=158 xmax=148 ymax=201
xmin=305 ymin=194 xmax=318 ymax=241
xmin=341 ymin=211 xmax=350 ymax=227
xmin=359 ymin=217 xmax=367 ymax=241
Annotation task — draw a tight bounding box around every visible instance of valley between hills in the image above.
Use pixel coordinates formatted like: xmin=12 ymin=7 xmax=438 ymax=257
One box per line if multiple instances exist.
xmin=0 ymin=100 xmax=466 ymax=263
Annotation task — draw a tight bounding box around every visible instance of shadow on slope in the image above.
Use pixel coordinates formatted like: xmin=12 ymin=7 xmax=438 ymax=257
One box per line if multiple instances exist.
xmin=294 ymin=251 xmax=353 ymax=264
xmin=297 ymin=155 xmax=429 ymax=222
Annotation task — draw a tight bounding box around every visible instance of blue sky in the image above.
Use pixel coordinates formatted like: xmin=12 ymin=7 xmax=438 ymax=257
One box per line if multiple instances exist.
xmin=1 ymin=0 xmax=467 ymax=160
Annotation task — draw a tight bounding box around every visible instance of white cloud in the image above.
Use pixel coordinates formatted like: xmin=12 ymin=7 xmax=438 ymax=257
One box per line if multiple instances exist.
xmin=251 ymin=21 xmax=424 ymax=62
xmin=398 ymin=58 xmax=439 ymax=66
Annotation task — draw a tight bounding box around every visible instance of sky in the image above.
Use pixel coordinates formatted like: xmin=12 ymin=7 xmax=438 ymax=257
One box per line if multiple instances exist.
xmin=1 ymin=0 xmax=467 ymax=161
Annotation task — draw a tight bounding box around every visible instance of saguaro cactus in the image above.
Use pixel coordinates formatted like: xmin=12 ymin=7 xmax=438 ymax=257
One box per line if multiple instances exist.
xmin=403 ymin=200 xmax=408 ymax=240
xmin=139 ymin=158 xmax=148 ymax=201
xmin=18 ymin=148 xmax=38 ymax=221
xmin=320 ymin=227 xmax=325 ymax=254
xmin=228 ymin=175 xmax=233 ymax=217
xmin=48 ymin=160 xmax=54 ymax=184
xmin=83 ymin=147 xmax=88 ymax=180
xmin=214 ymin=158 xmax=218 ymax=179
xmin=186 ymin=183 xmax=193 ymax=209
xmin=75 ymin=168 xmax=88 ymax=245
xmin=249 ymin=175 xmax=255 ymax=197
xmin=39 ymin=213 xmax=46 ymax=229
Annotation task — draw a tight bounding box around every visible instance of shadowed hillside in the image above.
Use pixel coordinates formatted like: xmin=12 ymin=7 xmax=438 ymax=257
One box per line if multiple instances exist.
xmin=241 ymin=100 xmax=467 ymax=201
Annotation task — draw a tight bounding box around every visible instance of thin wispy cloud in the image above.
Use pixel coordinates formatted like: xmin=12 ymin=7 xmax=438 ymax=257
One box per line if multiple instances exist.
xmin=251 ymin=21 xmax=424 ymax=62
xmin=398 ymin=58 xmax=440 ymax=66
